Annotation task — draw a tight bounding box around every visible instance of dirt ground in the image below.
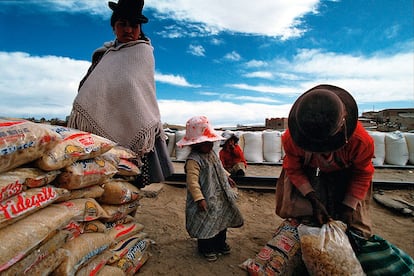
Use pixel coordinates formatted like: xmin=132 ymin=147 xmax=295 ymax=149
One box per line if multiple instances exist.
xmin=135 ymin=163 xmax=414 ymax=275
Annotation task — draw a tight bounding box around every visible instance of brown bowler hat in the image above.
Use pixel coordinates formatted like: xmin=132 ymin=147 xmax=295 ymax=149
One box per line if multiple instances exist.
xmin=288 ymin=84 xmax=358 ymax=152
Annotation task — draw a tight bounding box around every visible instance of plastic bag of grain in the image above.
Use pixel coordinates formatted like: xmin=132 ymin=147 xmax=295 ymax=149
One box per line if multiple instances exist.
xmin=384 ymin=131 xmax=409 ymax=166
xmin=243 ymin=132 xmax=263 ymax=163
xmin=240 ymin=219 xmax=306 ymax=275
xmin=0 ymin=168 xmax=60 ymax=203
xmin=110 ymin=237 xmax=153 ymax=275
xmin=298 ymin=220 xmax=364 ymax=276
xmin=0 ymin=201 xmax=90 ymax=272
xmin=55 ymin=156 xmax=118 ymax=190
xmin=116 ymin=158 xmax=140 ymax=176
xmin=54 ymin=232 xmax=113 ymax=276
xmin=36 ymin=125 xmax=116 ymax=171
xmin=0 ymin=186 xmax=69 ymax=229
xmin=100 ymin=199 xmax=140 ymax=222
xmin=55 ymin=184 xmax=105 ymax=202
xmin=98 ymin=179 xmax=142 ymax=205
xmin=23 ymin=248 xmax=68 ymax=275
xmin=0 ymin=118 xmax=62 ymax=173
xmin=368 ymin=131 xmax=386 ymax=166
xmin=2 ymin=230 xmax=70 ymax=275
xmin=106 ymin=232 xmax=149 ymax=266
xmin=263 ymin=130 xmax=283 ymax=163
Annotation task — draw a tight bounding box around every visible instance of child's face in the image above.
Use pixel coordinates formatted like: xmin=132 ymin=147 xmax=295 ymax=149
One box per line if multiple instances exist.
xmin=196 ymin=141 xmax=214 ymax=153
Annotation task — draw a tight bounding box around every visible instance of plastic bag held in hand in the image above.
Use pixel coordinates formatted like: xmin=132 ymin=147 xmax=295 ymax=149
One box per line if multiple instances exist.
xmin=298 ymin=220 xmax=364 ymax=276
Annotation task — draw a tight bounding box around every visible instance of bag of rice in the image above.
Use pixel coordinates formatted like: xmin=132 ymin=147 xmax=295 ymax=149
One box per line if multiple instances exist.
xmin=0 ymin=185 xmax=69 ymax=229
xmin=55 ymin=184 xmax=105 ymax=202
xmin=0 ymin=202 xmax=88 ymax=271
xmin=117 ymin=159 xmax=140 ymax=176
xmin=23 ymin=248 xmax=68 ymax=275
xmin=35 ymin=126 xmax=116 ymax=171
xmin=107 ymin=232 xmax=148 ymax=265
xmin=110 ymin=237 xmax=152 ymax=275
xmin=55 ymin=156 xmax=118 ymax=190
xmin=2 ymin=230 xmax=70 ymax=275
xmin=60 ymin=198 xmax=108 ymax=222
xmin=240 ymin=218 xmax=306 ymax=275
xmin=54 ymin=232 xmax=112 ymax=276
xmin=0 ymin=168 xmax=60 ymax=201
xmin=98 ymin=179 xmax=142 ymax=205
xmin=100 ymin=199 xmax=140 ymax=222
xmin=0 ymin=119 xmax=61 ymax=173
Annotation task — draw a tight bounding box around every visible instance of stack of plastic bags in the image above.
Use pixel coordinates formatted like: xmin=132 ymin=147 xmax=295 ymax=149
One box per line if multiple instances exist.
xmin=0 ymin=118 xmax=151 ymax=275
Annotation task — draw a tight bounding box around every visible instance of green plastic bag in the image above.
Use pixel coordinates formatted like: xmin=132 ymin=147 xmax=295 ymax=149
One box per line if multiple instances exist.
xmin=348 ymin=230 xmax=414 ymax=276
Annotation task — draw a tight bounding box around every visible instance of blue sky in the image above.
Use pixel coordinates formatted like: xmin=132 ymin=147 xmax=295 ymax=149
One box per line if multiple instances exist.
xmin=0 ymin=0 xmax=413 ymax=127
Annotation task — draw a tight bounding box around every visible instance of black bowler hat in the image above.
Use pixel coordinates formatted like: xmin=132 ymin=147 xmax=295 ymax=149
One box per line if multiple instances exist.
xmin=109 ymin=0 xmax=148 ymax=26
xmin=288 ymin=84 xmax=358 ymax=152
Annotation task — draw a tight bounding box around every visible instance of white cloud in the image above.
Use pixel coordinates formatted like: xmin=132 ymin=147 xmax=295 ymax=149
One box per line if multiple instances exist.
xmin=155 ymin=72 xmax=200 ymax=87
xmin=245 ymin=60 xmax=268 ymax=68
xmin=224 ymin=51 xmax=241 ymax=61
xmin=188 ymin=44 xmax=206 ymax=57
xmin=0 ymin=51 xmax=89 ymax=119
xmin=158 ymin=99 xmax=291 ymax=127
xmin=287 ymin=49 xmax=414 ymax=103
xmin=244 ymin=71 xmax=274 ymax=79
xmin=147 ymin=0 xmax=319 ymax=38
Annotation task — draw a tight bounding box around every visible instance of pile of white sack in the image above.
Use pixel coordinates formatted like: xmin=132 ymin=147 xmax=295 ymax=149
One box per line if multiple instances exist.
xmin=166 ymin=129 xmax=414 ymax=167
xmin=0 ymin=118 xmax=151 ymax=276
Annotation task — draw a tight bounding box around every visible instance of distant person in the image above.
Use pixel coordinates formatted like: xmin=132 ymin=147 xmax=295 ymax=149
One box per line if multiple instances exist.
xmin=176 ymin=116 xmax=244 ymax=262
xmin=219 ymin=132 xmax=247 ymax=177
xmin=277 ymin=84 xmax=375 ymax=237
xmin=67 ymin=0 xmax=173 ymax=187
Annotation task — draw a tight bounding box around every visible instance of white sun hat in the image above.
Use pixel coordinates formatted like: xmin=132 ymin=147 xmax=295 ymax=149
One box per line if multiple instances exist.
xmin=176 ymin=116 xmax=225 ymax=147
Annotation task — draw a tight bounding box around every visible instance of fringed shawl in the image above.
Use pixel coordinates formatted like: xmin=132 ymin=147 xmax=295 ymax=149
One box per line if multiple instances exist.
xmin=68 ymin=40 xmax=162 ymax=157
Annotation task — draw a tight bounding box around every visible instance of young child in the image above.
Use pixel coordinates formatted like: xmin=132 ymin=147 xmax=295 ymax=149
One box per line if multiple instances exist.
xmin=176 ymin=116 xmax=244 ymax=262
xmin=219 ymin=131 xmax=247 ymax=177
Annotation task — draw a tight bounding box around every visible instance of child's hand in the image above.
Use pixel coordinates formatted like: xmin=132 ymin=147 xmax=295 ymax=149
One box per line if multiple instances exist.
xmin=197 ymin=199 xmax=207 ymax=211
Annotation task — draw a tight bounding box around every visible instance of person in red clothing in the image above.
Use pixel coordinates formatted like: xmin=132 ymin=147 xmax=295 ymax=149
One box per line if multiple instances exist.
xmin=219 ymin=132 xmax=247 ymax=177
xmin=278 ymin=84 xmax=374 ymax=237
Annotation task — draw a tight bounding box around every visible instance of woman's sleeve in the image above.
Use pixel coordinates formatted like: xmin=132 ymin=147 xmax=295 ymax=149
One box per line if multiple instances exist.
xmin=185 ymin=159 xmax=204 ymax=202
xmin=282 ymin=130 xmax=314 ymax=196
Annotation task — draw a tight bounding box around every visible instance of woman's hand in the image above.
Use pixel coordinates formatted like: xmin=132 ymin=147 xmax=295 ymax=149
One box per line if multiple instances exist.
xmin=197 ymin=199 xmax=207 ymax=211
xmin=306 ymin=191 xmax=331 ymax=225
xmin=340 ymin=204 xmax=354 ymax=227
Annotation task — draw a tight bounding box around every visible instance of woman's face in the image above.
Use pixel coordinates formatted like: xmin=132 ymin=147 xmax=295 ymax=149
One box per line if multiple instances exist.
xmin=114 ymin=19 xmax=141 ymax=43
xmin=194 ymin=141 xmax=214 ymax=153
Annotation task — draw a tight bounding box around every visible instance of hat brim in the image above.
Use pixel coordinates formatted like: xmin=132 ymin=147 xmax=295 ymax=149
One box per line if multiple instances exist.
xmin=176 ymin=135 xmax=225 ymax=148
xmin=108 ymin=1 xmax=149 ymax=24
xmin=288 ymin=84 xmax=358 ymax=152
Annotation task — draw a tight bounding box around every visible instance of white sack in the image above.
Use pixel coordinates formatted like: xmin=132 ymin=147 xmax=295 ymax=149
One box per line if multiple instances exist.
xmin=174 ymin=130 xmax=191 ymax=161
xmin=367 ymin=131 xmax=386 ymax=166
xmin=243 ymin=132 xmax=263 ymax=163
xmin=262 ymin=130 xmax=283 ymax=163
xmin=384 ymin=131 xmax=409 ymax=166
xmin=404 ymin=132 xmax=414 ymax=165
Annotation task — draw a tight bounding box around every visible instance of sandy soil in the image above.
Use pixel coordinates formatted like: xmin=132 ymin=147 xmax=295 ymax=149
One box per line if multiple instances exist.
xmin=135 ymin=163 xmax=414 ymax=275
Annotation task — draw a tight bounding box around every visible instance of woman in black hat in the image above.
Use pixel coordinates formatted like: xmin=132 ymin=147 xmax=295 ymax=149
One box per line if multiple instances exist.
xmin=276 ymin=84 xmax=375 ymax=237
xmin=68 ymin=0 xmax=174 ymax=187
